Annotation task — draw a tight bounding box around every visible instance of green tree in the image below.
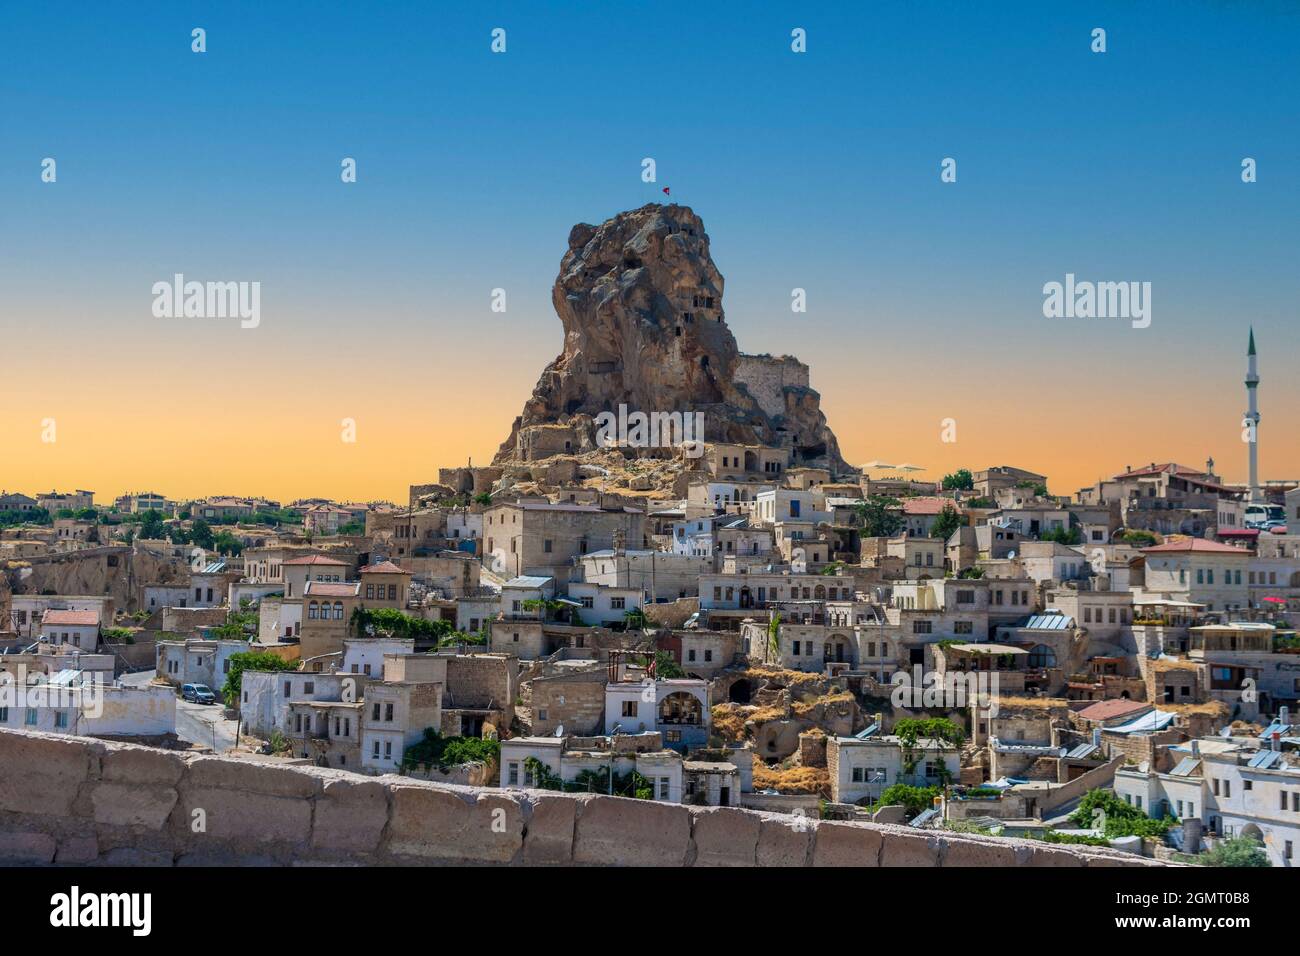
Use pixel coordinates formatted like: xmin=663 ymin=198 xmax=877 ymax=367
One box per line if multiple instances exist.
xmin=650 ymin=649 xmax=684 ymax=678
xmin=189 ymin=519 xmax=215 ymax=550
xmin=854 ymin=496 xmax=903 ymax=537
xmin=875 ymin=783 xmax=941 ymax=817
xmin=138 ymin=509 xmax=166 ymax=540
xmin=212 ymin=530 xmax=244 ymax=556
xmin=767 ymin=612 xmax=782 ymax=658
xmin=1041 ymin=525 xmax=1082 ymax=545
xmin=1070 ymin=789 xmax=1174 ymax=839
xmin=1121 ymin=529 xmax=1158 ymax=547
xmin=220 ymin=651 xmax=297 ymax=707
xmin=941 ymin=469 xmax=974 ymax=491
xmin=929 ymin=503 xmax=963 ymax=541
xmin=1196 ymin=835 xmax=1270 ymax=867
xmin=473 ymin=492 xmax=493 ymax=506
xmin=401 ymin=729 xmax=499 ymax=771
xmin=351 ymin=606 xmax=454 ymax=642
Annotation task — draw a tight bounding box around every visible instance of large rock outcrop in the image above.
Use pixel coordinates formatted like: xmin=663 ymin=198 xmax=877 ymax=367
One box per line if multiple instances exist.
xmin=496 ymin=204 xmax=849 ymax=473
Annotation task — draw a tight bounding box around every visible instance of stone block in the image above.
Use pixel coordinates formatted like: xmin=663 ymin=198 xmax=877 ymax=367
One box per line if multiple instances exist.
xmin=0 ymin=831 xmax=56 ymax=864
xmin=0 ymin=731 xmax=96 ymax=816
xmin=755 ymin=814 xmax=813 ymax=866
xmin=522 ymin=793 xmax=576 ymax=865
xmin=386 ymin=784 xmax=522 ymax=863
xmin=312 ymin=777 xmax=388 ymax=854
xmin=179 ymin=788 xmax=312 ymax=847
xmin=101 ymin=745 xmax=186 ymax=786
xmin=185 ymin=755 xmax=318 ymax=799
xmin=573 ymin=795 xmax=690 ymax=866
xmin=812 ymin=821 xmax=882 ymax=866
xmin=691 ymin=807 xmax=759 ymax=866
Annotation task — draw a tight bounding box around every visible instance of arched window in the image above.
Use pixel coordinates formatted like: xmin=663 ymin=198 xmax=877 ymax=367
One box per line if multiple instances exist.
xmin=333 ymin=602 xmax=344 ymax=620
xmin=658 ymin=692 xmax=703 ymax=726
xmin=308 ymin=602 xmax=319 ymax=620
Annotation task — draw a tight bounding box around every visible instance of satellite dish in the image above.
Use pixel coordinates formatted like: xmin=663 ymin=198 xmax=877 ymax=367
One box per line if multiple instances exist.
xmin=554 ymin=724 xmax=564 ymax=738
xmin=1007 ymin=550 xmax=1016 ymax=559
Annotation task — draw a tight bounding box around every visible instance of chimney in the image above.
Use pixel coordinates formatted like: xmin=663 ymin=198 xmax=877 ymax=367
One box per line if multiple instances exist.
xmin=1282 ymin=705 xmax=1291 ymax=726
xmin=1272 ymin=731 xmax=1281 ymax=752
xmin=1190 ymin=739 xmax=1200 ymax=757
xmin=1092 ymin=727 xmax=1102 ymax=748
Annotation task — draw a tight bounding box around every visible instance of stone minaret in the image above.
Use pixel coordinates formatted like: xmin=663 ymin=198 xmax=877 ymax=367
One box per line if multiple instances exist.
xmin=1245 ymin=327 xmax=1262 ymax=503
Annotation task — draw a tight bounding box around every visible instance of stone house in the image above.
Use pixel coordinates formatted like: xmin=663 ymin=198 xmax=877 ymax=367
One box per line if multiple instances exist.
xmin=155 ymin=638 xmax=247 ymax=690
xmin=481 ymin=501 xmax=647 ymax=583
xmin=827 ymin=734 xmax=961 ymax=805
xmin=38 ymin=609 xmax=101 ymax=651
xmin=499 ymin=732 xmax=684 ymax=802
xmin=604 ymin=677 xmax=709 ymax=751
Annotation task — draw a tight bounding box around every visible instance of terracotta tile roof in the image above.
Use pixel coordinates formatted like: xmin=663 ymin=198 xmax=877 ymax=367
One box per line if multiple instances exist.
xmin=303 ymin=582 xmax=359 ymax=597
xmin=41 ymin=610 xmax=100 ymax=627
xmin=1114 ymin=463 xmax=1206 ymax=479
xmin=901 ymin=497 xmax=953 ymax=516
xmin=1076 ymin=699 xmax=1151 ymax=722
xmin=1141 ymin=539 xmax=1248 ymax=554
xmin=359 ymin=560 xmax=411 ymax=575
xmin=283 ymin=555 xmax=348 ymax=566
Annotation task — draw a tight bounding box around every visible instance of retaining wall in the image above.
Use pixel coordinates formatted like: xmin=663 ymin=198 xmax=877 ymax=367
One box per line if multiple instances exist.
xmin=0 ymin=729 xmax=1165 ymax=867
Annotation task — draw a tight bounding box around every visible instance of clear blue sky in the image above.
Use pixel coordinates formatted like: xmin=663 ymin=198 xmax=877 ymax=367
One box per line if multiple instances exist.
xmin=2 ymin=0 xmax=1297 ymax=498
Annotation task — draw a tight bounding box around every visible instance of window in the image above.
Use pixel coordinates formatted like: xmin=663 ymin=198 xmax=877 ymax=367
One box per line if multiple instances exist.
xmin=658 ymin=777 xmax=670 ymax=800
xmin=544 ymin=539 xmax=552 ymax=553
xmin=622 ymin=700 xmax=637 ymax=718
xmin=384 ymin=741 xmax=393 ymax=759
xmin=54 ymin=712 xmax=68 ymax=729
xmin=611 ymin=597 xmax=626 ymax=610
xmin=508 ymin=762 xmax=519 ymax=785
xmin=954 ymin=621 xmax=973 ymax=635
xmin=912 ymin=621 xmax=932 ymax=634
xmin=384 ymin=703 xmax=394 ymax=722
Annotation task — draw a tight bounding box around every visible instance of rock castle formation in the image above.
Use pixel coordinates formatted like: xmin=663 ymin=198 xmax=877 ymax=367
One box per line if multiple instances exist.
xmin=494 ymin=204 xmax=850 ymax=476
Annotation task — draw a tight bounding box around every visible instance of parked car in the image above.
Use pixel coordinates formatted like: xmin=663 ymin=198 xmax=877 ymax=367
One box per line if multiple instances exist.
xmin=181 ymin=683 xmax=216 ymax=704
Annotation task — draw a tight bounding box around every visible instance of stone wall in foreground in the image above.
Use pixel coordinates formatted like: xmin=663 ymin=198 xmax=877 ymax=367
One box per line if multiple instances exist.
xmin=0 ymin=729 xmax=1164 ymax=867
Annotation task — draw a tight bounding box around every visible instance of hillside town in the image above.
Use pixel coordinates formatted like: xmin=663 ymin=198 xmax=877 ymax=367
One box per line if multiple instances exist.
xmin=2 ymin=206 xmax=1296 ymax=868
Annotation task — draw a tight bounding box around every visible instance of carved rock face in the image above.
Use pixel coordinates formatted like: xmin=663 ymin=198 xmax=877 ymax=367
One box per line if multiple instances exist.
xmin=497 ymin=203 xmax=848 ymax=473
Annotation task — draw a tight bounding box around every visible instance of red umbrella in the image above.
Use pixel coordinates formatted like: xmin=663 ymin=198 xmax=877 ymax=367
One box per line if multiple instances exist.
xmin=1262 ymin=596 xmax=1287 ymax=604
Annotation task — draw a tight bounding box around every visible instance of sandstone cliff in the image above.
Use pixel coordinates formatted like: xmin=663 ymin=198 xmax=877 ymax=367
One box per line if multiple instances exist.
xmin=495 ymin=204 xmax=850 ymax=474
